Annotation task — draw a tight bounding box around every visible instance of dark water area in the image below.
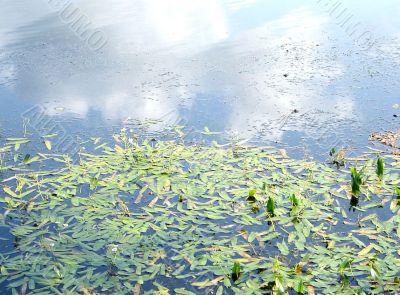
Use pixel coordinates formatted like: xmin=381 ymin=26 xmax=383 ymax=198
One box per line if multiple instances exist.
xmin=1 ymin=1 xmax=400 ymax=294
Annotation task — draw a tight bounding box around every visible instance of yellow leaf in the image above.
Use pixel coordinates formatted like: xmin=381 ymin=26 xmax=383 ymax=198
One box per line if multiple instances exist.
xmin=3 ymin=187 xmax=17 ymax=198
xmin=295 ymin=263 xmax=302 ymax=274
xmin=239 ymin=251 xmax=251 ymax=258
xmin=163 ymin=179 xmax=171 ymax=191
xmin=149 ymin=223 xmax=161 ymax=232
xmin=44 ymin=139 xmax=52 ymax=151
xmin=133 ymin=284 xmax=141 ymax=295
xmin=148 ymin=197 xmax=158 ymax=208
xmin=26 ymin=202 xmax=34 ymax=213
xmin=280 ymin=149 xmax=288 ymax=158
xmin=114 ymin=145 xmax=125 ymax=154
xmin=192 ymin=276 xmax=224 ymax=287
xmin=82 ymin=289 xmax=96 ymax=295
xmin=358 ymin=244 xmax=374 ymax=256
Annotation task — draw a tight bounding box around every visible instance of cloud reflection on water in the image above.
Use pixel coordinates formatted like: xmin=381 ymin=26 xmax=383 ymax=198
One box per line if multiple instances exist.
xmin=0 ymin=0 xmax=399 ymax=148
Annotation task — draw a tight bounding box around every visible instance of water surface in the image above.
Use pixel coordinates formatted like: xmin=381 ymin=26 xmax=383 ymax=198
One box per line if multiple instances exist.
xmin=1 ymin=0 xmax=400 ymax=159
xmin=1 ymin=1 xmax=400 ymax=294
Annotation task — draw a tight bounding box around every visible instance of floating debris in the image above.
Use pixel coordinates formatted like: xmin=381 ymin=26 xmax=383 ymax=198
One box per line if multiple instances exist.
xmin=369 ymin=129 xmax=400 ymax=148
xmin=54 ymin=106 xmax=65 ymax=112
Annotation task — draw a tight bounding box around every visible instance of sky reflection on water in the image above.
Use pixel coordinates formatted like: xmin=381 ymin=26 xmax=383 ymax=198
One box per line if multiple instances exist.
xmin=0 ymin=0 xmax=400 ymax=158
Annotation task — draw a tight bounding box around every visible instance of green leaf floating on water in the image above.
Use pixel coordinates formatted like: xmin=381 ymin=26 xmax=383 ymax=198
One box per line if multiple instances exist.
xmin=0 ymin=129 xmax=399 ymax=294
xmin=202 ymin=126 xmax=221 ymax=135
xmin=296 ymin=279 xmax=305 ymax=294
xmin=90 ymin=176 xmax=99 ymax=190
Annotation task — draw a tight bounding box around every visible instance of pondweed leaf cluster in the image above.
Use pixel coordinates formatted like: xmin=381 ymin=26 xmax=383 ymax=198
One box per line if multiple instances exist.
xmin=0 ymin=131 xmax=399 ymax=294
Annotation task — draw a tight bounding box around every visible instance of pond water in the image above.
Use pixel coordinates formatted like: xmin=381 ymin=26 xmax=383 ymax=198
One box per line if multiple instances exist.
xmin=1 ymin=0 xmax=400 ymax=158
xmin=1 ymin=1 xmax=400 ymax=294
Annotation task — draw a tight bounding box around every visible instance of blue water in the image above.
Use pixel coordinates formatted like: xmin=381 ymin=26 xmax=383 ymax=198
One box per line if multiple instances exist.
xmin=1 ymin=0 xmax=400 ymax=159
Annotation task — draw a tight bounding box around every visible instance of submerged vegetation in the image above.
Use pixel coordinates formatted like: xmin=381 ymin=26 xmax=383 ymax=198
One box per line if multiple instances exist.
xmin=0 ymin=130 xmax=399 ymax=294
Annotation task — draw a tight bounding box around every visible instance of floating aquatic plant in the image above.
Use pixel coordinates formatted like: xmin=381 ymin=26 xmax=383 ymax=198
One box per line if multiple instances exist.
xmin=376 ymin=157 xmax=384 ymax=180
xmin=232 ymin=261 xmax=241 ymax=281
xmin=247 ymin=189 xmax=257 ymax=202
xmin=329 ymin=147 xmax=336 ymax=157
xmin=289 ymin=193 xmax=299 ymax=207
xmin=351 ymin=167 xmax=362 ymax=196
xmin=329 ymin=147 xmax=345 ymax=167
xmin=395 ymin=186 xmax=400 ymax=204
xmin=266 ymin=196 xmax=276 ymax=216
xmin=89 ymin=176 xmax=99 ymax=190
xmin=0 ymin=131 xmax=399 ymax=294
xmin=296 ymin=279 xmax=305 ymax=294
xmin=251 ymin=205 xmax=260 ymax=214
xmin=368 ymin=258 xmax=382 ymax=282
xmin=339 ymin=259 xmax=353 ymax=275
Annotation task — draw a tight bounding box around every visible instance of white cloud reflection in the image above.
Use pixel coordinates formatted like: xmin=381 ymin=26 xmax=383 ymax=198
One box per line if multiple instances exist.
xmin=2 ymin=0 xmax=398 ymax=142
